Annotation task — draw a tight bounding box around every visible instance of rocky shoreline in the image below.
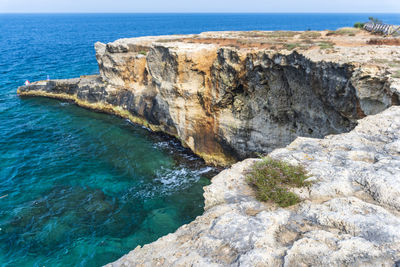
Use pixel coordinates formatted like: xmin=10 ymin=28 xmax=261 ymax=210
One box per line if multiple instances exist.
xmin=18 ymin=30 xmax=400 ymax=266
xmin=107 ymin=106 xmax=400 ymax=266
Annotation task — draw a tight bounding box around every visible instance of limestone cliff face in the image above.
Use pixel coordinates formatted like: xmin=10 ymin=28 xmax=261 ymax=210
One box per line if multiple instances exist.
xmin=17 ymin=31 xmax=400 ymax=266
xmin=18 ymin=32 xmax=400 ymax=166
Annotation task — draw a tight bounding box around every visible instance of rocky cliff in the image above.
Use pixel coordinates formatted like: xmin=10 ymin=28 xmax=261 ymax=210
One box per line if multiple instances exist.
xmin=17 ymin=30 xmax=400 ymax=266
xmin=18 ymin=30 xmax=400 ymax=166
xmin=106 ymin=105 xmax=400 ymax=266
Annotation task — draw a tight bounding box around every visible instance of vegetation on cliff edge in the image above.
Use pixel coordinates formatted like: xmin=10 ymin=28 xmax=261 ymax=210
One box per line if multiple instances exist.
xmin=246 ymin=157 xmax=310 ymax=207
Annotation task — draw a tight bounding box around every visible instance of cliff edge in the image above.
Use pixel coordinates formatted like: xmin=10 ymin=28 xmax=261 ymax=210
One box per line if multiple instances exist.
xmin=107 ymin=106 xmax=400 ymax=266
xmin=17 ymin=29 xmax=400 ymax=266
xmin=18 ymin=29 xmax=400 ymax=166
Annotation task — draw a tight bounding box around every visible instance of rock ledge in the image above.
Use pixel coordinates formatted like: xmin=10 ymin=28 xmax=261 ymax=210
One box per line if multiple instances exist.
xmin=107 ymin=106 xmax=400 ymax=267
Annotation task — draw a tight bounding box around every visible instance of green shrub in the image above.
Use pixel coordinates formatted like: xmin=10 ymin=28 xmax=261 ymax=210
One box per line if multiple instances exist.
xmin=246 ymin=157 xmax=310 ymax=207
xmin=354 ymin=22 xmax=365 ymax=29
xmin=318 ymin=41 xmax=334 ymax=49
xmin=285 ymin=43 xmax=301 ymax=50
xmin=138 ymin=50 xmax=147 ymax=55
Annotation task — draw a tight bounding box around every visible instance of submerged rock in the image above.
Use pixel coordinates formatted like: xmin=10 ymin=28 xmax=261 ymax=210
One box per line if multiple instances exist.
xmin=0 ymin=186 xmax=142 ymax=254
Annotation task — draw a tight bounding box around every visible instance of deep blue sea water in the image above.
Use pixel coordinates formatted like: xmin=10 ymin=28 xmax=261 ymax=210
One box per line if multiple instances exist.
xmin=1 ymin=13 xmax=400 ymax=267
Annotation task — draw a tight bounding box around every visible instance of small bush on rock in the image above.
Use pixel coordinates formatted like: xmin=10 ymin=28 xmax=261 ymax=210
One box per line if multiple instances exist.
xmin=354 ymin=22 xmax=365 ymax=29
xmin=318 ymin=41 xmax=335 ymax=49
xmin=246 ymin=157 xmax=310 ymax=207
xmin=285 ymin=43 xmax=301 ymax=50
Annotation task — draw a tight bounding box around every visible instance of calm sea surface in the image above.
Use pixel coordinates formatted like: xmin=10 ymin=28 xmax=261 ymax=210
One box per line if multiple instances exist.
xmin=1 ymin=13 xmax=400 ymax=266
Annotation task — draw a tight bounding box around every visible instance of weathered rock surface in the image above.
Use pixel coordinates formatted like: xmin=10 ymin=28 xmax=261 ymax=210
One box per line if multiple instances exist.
xmin=18 ymin=31 xmax=400 ymax=166
xmin=106 ymin=106 xmax=400 ymax=267
xmin=17 ymin=31 xmax=400 ymax=266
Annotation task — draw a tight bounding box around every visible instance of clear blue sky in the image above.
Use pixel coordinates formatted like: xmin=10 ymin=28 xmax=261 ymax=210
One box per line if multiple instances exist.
xmin=1 ymin=0 xmax=399 ymax=13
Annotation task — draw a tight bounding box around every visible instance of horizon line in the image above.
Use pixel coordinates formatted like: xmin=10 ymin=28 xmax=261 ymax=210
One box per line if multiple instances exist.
xmin=1 ymin=12 xmax=400 ymax=14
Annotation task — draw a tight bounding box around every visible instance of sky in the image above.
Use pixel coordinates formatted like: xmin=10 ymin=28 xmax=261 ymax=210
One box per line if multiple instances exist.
xmin=1 ymin=0 xmax=400 ymax=13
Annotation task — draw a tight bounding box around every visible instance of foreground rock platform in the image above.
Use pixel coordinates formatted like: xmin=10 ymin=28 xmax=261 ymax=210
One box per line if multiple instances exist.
xmin=107 ymin=105 xmax=400 ymax=267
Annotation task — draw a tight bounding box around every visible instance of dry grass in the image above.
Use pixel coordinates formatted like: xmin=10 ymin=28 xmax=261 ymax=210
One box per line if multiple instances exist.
xmin=300 ymin=31 xmax=322 ymax=39
xmin=371 ymin=58 xmax=400 ymax=68
xmin=151 ymin=29 xmax=373 ymax=51
xmin=239 ymin=31 xmax=299 ymax=39
xmin=284 ymin=43 xmax=310 ymax=51
xmin=367 ymin=38 xmax=400 ymax=46
xmin=327 ymin=27 xmax=360 ymax=36
xmin=318 ymin=41 xmax=335 ymax=49
xmin=392 ymin=70 xmax=400 ymax=78
xmin=285 ymin=43 xmax=301 ymax=50
xmin=265 ymin=31 xmax=299 ymax=38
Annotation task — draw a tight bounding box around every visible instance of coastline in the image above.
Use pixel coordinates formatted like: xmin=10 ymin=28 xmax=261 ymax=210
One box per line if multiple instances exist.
xmin=17 ymin=29 xmax=400 ymax=266
xmin=107 ymin=105 xmax=400 ymax=266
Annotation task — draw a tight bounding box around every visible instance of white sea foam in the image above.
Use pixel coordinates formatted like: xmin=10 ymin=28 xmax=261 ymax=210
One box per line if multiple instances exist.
xmin=153 ymin=141 xmax=170 ymax=149
xmin=154 ymin=167 xmax=200 ymax=192
xmin=196 ymin=167 xmax=213 ymax=174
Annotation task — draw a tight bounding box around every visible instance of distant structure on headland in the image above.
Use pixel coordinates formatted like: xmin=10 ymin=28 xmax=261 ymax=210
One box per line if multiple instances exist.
xmin=364 ymin=22 xmax=400 ymax=36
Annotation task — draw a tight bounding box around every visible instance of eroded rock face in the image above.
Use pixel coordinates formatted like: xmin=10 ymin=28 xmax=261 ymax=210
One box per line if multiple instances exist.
xmin=16 ymin=32 xmax=400 ymax=266
xmin=106 ymin=106 xmax=400 ymax=267
xmin=18 ymin=32 xmax=400 ymax=166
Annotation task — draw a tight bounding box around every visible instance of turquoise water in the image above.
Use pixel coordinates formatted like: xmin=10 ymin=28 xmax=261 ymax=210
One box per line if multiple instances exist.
xmin=1 ymin=13 xmax=400 ymax=267
xmin=0 ymin=97 xmax=215 ymax=266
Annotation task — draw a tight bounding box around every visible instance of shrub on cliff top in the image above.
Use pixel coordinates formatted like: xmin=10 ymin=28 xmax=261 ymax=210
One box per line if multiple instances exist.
xmin=326 ymin=27 xmax=358 ymax=36
xmin=354 ymin=22 xmax=365 ymax=29
xmin=246 ymin=157 xmax=310 ymax=207
xmin=368 ymin=17 xmax=382 ymax=24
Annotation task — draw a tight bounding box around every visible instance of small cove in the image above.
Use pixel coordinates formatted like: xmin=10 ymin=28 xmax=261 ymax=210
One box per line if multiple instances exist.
xmin=0 ymin=97 xmax=216 ymax=266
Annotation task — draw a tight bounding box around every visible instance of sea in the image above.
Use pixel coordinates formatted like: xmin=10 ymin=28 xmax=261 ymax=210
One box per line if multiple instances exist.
xmin=1 ymin=13 xmax=399 ymax=267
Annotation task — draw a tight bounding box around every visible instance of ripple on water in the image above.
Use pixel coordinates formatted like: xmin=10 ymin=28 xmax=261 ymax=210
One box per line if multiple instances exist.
xmin=0 ymin=93 xmax=214 ymax=266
